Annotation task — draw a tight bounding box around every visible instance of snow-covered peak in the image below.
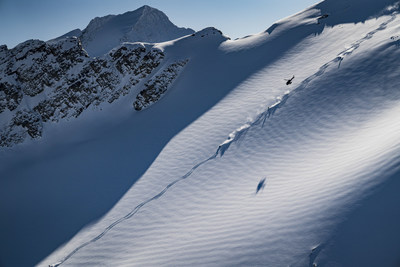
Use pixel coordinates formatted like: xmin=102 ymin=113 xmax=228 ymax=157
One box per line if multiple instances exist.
xmin=221 ymin=0 xmax=399 ymax=52
xmin=3 ymin=1 xmax=400 ymax=266
xmin=50 ymin=29 xmax=83 ymax=42
xmin=193 ymin=27 xmax=225 ymax=37
xmin=76 ymin=6 xmax=194 ymax=57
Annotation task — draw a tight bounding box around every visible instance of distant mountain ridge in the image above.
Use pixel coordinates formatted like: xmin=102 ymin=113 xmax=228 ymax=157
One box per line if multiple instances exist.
xmin=0 ymin=5 xmax=199 ymax=147
xmin=54 ymin=5 xmax=194 ymax=56
xmin=1 ymin=1 xmax=400 ymax=267
xmin=0 ymin=36 xmax=193 ymax=147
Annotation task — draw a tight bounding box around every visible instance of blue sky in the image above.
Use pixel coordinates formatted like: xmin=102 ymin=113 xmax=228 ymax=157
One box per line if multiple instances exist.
xmin=0 ymin=0 xmax=318 ymax=48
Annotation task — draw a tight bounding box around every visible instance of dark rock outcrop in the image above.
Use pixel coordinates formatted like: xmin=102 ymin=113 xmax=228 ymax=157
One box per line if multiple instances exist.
xmin=0 ymin=38 xmax=166 ymax=147
xmin=134 ymin=59 xmax=188 ymax=111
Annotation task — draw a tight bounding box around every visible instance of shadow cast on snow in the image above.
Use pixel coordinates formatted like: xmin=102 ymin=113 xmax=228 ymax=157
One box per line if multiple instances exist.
xmin=0 ymin=1 xmax=397 ymax=266
xmin=313 ymin=161 xmax=400 ymax=267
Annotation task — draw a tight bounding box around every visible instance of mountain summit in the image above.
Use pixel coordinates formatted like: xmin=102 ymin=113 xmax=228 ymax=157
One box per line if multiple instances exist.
xmin=2 ymin=0 xmax=400 ymax=266
xmin=58 ymin=5 xmax=194 ymax=56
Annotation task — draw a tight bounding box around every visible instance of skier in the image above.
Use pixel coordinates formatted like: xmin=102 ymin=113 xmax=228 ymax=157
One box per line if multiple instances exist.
xmin=285 ymin=75 xmax=295 ymax=85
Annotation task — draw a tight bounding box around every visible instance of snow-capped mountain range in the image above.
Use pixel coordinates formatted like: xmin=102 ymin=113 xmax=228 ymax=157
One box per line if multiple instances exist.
xmin=54 ymin=5 xmax=194 ymax=56
xmin=0 ymin=6 xmax=194 ymax=147
xmin=1 ymin=1 xmax=400 ymax=266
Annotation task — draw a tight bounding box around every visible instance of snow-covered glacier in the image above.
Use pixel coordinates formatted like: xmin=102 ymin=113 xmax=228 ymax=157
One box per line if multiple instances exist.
xmin=1 ymin=0 xmax=400 ymax=266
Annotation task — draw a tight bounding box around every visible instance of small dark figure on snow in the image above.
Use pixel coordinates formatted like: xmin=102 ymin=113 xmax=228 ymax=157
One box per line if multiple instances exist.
xmin=256 ymin=178 xmax=266 ymax=194
xmin=285 ymin=75 xmax=295 ymax=85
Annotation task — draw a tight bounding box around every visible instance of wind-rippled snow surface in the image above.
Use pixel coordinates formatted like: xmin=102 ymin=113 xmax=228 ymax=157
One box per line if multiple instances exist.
xmin=4 ymin=1 xmax=400 ymax=266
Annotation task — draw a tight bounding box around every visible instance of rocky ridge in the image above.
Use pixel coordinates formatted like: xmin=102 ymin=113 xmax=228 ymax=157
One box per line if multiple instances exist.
xmin=0 ymin=37 xmax=188 ymax=147
xmin=57 ymin=5 xmax=194 ymax=57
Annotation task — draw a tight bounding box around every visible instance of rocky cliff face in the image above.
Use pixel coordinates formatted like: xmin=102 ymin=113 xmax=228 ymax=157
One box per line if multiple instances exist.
xmin=0 ymin=38 xmax=88 ymax=112
xmin=134 ymin=59 xmax=188 ymax=111
xmin=0 ymin=37 xmax=188 ymax=147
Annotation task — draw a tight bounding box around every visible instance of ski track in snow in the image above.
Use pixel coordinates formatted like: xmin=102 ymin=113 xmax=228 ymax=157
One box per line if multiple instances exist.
xmin=217 ymin=11 xmax=397 ymax=157
xmin=52 ymin=152 xmax=218 ymax=267
xmin=336 ymin=11 xmax=398 ymax=68
xmin=52 ymin=11 xmax=398 ymax=267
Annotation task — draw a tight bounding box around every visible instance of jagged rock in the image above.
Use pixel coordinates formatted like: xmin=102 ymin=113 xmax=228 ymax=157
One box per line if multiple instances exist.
xmin=0 ymin=38 xmax=166 ymax=147
xmin=134 ymin=59 xmax=188 ymax=111
xmin=13 ymin=109 xmax=43 ymax=138
xmin=0 ymin=82 xmax=23 ymax=112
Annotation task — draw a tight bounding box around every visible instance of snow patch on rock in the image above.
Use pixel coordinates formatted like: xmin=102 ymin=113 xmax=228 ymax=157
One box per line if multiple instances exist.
xmin=134 ymin=59 xmax=189 ymax=111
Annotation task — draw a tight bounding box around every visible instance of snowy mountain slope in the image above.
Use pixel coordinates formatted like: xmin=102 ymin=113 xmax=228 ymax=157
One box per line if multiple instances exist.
xmin=52 ymin=29 xmax=82 ymax=42
xmin=0 ymin=37 xmax=194 ymax=147
xmin=37 ymin=1 xmax=400 ymax=266
xmin=0 ymin=27 xmax=229 ymax=267
xmin=0 ymin=6 xmax=195 ymax=148
xmin=54 ymin=5 xmax=194 ymax=57
xmin=1 ymin=0 xmax=400 ymax=266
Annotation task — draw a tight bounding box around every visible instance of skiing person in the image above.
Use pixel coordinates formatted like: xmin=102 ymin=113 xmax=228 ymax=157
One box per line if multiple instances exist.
xmin=285 ymin=75 xmax=295 ymax=85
